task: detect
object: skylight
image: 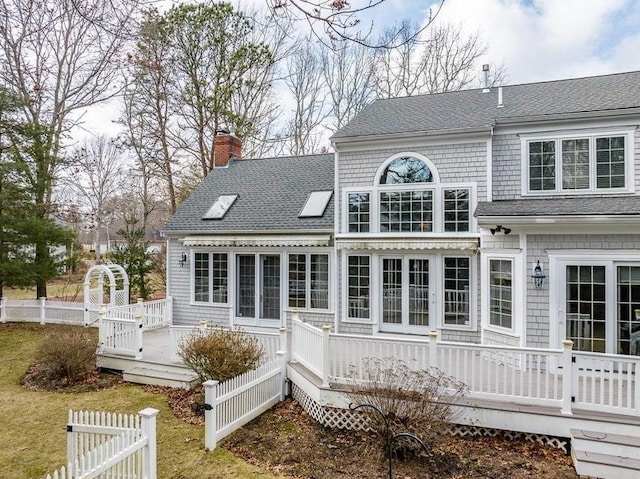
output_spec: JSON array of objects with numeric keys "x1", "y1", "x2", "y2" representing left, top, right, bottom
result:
[
  {"x1": 299, "y1": 190, "x2": 332, "y2": 217},
  {"x1": 203, "y1": 194, "x2": 238, "y2": 219}
]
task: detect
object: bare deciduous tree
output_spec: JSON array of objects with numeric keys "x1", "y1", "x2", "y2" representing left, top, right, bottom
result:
[
  {"x1": 0, "y1": 0, "x2": 137, "y2": 297},
  {"x1": 62, "y1": 136, "x2": 124, "y2": 261},
  {"x1": 373, "y1": 22, "x2": 506, "y2": 99}
]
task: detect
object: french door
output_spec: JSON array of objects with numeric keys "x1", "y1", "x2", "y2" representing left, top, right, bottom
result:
[
  {"x1": 236, "y1": 254, "x2": 281, "y2": 323},
  {"x1": 380, "y1": 256, "x2": 432, "y2": 333},
  {"x1": 558, "y1": 261, "x2": 640, "y2": 355}
]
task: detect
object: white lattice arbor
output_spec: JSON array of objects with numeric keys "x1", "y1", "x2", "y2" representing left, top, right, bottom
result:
[{"x1": 83, "y1": 264, "x2": 129, "y2": 326}]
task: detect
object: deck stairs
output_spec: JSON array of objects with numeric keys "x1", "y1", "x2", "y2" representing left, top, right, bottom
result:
[
  {"x1": 99, "y1": 354, "x2": 198, "y2": 389},
  {"x1": 571, "y1": 429, "x2": 640, "y2": 479}
]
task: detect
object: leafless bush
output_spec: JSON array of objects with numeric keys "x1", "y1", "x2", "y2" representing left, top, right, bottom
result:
[
  {"x1": 179, "y1": 327, "x2": 265, "y2": 384},
  {"x1": 37, "y1": 329, "x2": 97, "y2": 383},
  {"x1": 346, "y1": 357, "x2": 468, "y2": 456}
]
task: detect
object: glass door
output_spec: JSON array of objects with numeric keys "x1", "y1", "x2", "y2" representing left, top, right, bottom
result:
[
  {"x1": 260, "y1": 255, "x2": 280, "y2": 320},
  {"x1": 565, "y1": 265, "x2": 606, "y2": 352},
  {"x1": 380, "y1": 256, "x2": 431, "y2": 333},
  {"x1": 616, "y1": 266, "x2": 640, "y2": 355}
]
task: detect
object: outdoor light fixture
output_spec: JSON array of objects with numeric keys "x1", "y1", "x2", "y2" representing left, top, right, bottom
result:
[
  {"x1": 531, "y1": 260, "x2": 546, "y2": 288},
  {"x1": 490, "y1": 225, "x2": 511, "y2": 235},
  {"x1": 179, "y1": 252, "x2": 188, "y2": 268}
]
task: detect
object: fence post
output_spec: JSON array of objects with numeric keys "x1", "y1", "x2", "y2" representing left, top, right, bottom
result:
[
  {"x1": 429, "y1": 330, "x2": 439, "y2": 369},
  {"x1": 561, "y1": 340, "x2": 574, "y2": 415},
  {"x1": 139, "y1": 407, "x2": 160, "y2": 479},
  {"x1": 135, "y1": 314, "x2": 143, "y2": 360},
  {"x1": 137, "y1": 298, "x2": 144, "y2": 321},
  {"x1": 66, "y1": 410, "x2": 75, "y2": 471},
  {"x1": 322, "y1": 324, "x2": 331, "y2": 388},
  {"x1": 203, "y1": 380, "x2": 219, "y2": 451},
  {"x1": 166, "y1": 296, "x2": 173, "y2": 325},
  {"x1": 40, "y1": 297, "x2": 47, "y2": 325},
  {"x1": 0, "y1": 297, "x2": 5, "y2": 323},
  {"x1": 279, "y1": 327, "x2": 288, "y2": 361},
  {"x1": 276, "y1": 351, "x2": 288, "y2": 400}
]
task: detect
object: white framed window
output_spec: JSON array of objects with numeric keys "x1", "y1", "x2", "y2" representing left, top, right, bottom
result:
[
  {"x1": 288, "y1": 253, "x2": 330, "y2": 310},
  {"x1": 443, "y1": 257, "x2": 471, "y2": 327},
  {"x1": 343, "y1": 152, "x2": 476, "y2": 234},
  {"x1": 192, "y1": 251, "x2": 228, "y2": 304},
  {"x1": 347, "y1": 255, "x2": 370, "y2": 320},
  {"x1": 482, "y1": 250, "x2": 523, "y2": 336},
  {"x1": 521, "y1": 130, "x2": 633, "y2": 195}
]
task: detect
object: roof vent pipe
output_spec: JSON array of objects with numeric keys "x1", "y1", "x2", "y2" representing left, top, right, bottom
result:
[
  {"x1": 498, "y1": 86, "x2": 504, "y2": 108},
  {"x1": 482, "y1": 64, "x2": 490, "y2": 92}
]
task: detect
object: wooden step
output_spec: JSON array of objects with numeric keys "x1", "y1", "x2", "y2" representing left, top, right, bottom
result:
[
  {"x1": 572, "y1": 449, "x2": 640, "y2": 479},
  {"x1": 571, "y1": 429, "x2": 640, "y2": 479},
  {"x1": 123, "y1": 367, "x2": 198, "y2": 389}
]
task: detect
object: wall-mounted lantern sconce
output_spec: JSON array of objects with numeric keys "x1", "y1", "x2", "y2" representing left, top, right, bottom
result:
[
  {"x1": 179, "y1": 252, "x2": 188, "y2": 268},
  {"x1": 490, "y1": 225, "x2": 511, "y2": 235},
  {"x1": 531, "y1": 260, "x2": 546, "y2": 288}
]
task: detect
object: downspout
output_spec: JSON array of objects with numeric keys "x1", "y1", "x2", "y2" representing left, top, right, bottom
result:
[{"x1": 332, "y1": 145, "x2": 340, "y2": 334}]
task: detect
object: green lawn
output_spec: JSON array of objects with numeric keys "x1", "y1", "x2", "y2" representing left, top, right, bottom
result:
[{"x1": 0, "y1": 323, "x2": 281, "y2": 479}]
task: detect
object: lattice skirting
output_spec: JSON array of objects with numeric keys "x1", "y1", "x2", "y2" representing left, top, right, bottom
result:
[{"x1": 291, "y1": 383, "x2": 569, "y2": 454}]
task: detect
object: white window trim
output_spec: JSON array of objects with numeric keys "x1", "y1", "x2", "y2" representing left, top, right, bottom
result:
[
  {"x1": 440, "y1": 254, "x2": 477, "y2": 332},
  {"x1": 342, "y1": 183, "x2": 477, "y2": 235},
  {"x1": 482, "y1": 250, "x2": 523, "y2": 338},
  {"x1": 284, "y1": 252, "x2": 332, "y2": 313},
  {"x1": 520, "y1": 128, "x2": 635, "y2": 196},
  {"x1": 342, "y1": 252, "x2": 374, "y2": 324},
  {"x1": 374, "y1": 151, "x2": 442, "y2": 184},
  {"x1": 189, "y1": 250, "x2": 230, "y2": 306},
  {"x1": 548, "y1": 250, "x2": 640, "y2": 351}
]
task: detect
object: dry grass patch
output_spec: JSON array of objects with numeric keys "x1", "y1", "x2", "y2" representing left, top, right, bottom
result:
[{"x1": 0, "y1": 323, "x2": 280, "y2": 479}]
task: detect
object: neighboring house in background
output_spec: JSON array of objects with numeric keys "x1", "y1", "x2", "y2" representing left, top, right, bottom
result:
[{"x1": 164, "y1": 70, "x2": 640, "y2": 357}]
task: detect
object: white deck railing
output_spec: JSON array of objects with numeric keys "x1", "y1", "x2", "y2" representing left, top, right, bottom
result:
[
  {"x1": 168, "y1": 325, "x2": 285, "y2": 363},
  {"x1": 203, "y1": 356, "x2": 287, "y2": 450},
  {"x1": 99, "y1": 317, "x2": 143, "y2": 359},
  {"x1": 104, "y1": 297, "x2": 172, "y2": 331},
  {"x1": 291, "y1": 318, "x2": 640, "y2": 417}
]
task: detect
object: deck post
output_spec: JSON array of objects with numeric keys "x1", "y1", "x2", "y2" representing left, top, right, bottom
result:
[
  {"x1": 203, "y1": 380, "x2": 219, "y2": 451},
  {"x1": 136, "y1": 298, "x2": 144, "y2": 321},
  {"x1": 0, "y1": 297, "x2": 5, "y2": 323},
  {"x1": 40, "y1": 297, "x2": 47, "y2": 325},
  {"x1": 322, "y1": 324, "x2": 331, "y2": 387},
  {"x1": 279, "y1": 327, "x2": 289, "y2": 361},
  {"x1": 139, "y1": 407, "x2": 159, "y2": 479},
  {"x1": 561, "y1": 340, "x2": 574, "y2": 415},
  {"x1": 135, "y1": 314, "x2": 143, "y2": 360},
  {"x1": 277, "y1": 351, "x2": 288, "y2": 400},
  {"x1": 429, "y1": 331, "x2": 439, "y2": 369}
]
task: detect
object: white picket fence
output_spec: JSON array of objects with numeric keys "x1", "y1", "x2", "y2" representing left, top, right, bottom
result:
[
  {"x1": 291, "y1": 318, "x2": 640, "y2": 417},
  {"x1": 0, "y1": 298, "x2": 85, "y2": 326},
  {"x1": 203, "y1": 355, "x2": 287, "y2": 450},
  {"x1": 44, "y1": 408, "x2": 159, "y2": 479}
]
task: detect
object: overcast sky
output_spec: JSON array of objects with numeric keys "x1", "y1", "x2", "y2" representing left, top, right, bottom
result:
[{"x1": 366, "y1": 0, "x2": 640, "y2": 84}]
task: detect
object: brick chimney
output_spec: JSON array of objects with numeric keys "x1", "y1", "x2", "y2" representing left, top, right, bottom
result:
[{"x1": 213, "y1": 130, "x2": 242, "y2": 168}]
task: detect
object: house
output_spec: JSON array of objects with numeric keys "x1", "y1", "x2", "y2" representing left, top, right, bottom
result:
[{"x1": 164, "y1": 70, "x2": 640, "y2": 358}]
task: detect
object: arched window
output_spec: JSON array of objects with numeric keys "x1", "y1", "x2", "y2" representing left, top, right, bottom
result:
[{"x1": 379, "y1": 156, "x2": 434, "y2": 185}]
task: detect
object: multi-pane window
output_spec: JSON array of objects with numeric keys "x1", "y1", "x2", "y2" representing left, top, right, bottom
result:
[
  {"x1": 596, "y1": 137, "x2": 626, "y2": 188},
  {"x1": 617, "y1": 266, "x2": 640, "y2": 355},
  {"x1": 288, "y1": 254, "x2": 329, "y2": 310},
  {"x1": 529, "y1": 140, "x2": 556, "y2": 191},
  {"x1": 379, "y1": 191, "x2": 433, "y2": 232},
  {"x1": 489, "y1": 259, "x2": 512, "y2": 329},
  {"x1": 444, "y1": 257, "x2": 470, "y2": 326},
  {"x1": 348, "y1": 193, "x2": 370, "y2": 232},
  {"x1": 193, "y1": 252, "x2": 228, "y2": 303},
  {"x1": 348, "y1": 255, "x2": 370, "y2": 319},
  {"x1": 236, "y1": 255, "x2": 255, "y2": 317},
  {"x1": 527, "y1": 135, "x2": 627, "y2": 193},
  {"x1": 443, "y1": 189, "x2": 470, "y2": 232}
]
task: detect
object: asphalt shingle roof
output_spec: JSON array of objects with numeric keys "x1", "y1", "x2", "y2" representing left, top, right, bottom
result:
[
  {"x1": 333, "y1": 71, "x2": 640, "y2": 139},
  {"x1": 164, "y1": 154, "x2": 334, "y2": 233},
  {"x1": 475, "y1": 196, "x2": 640, "y2": 218}
]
